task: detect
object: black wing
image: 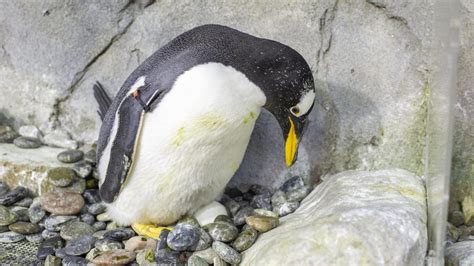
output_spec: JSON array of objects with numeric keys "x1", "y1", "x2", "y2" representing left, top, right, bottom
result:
[{"x1": 93, "y1": 82, "x2": 112, "y2": 121}]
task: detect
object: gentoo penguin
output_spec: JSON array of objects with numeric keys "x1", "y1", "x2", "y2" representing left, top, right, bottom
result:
[{"x1": 94, "y1": 24, "x2": 316, "y2": 229}]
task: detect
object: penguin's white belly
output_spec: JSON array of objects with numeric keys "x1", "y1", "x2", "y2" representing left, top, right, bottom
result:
[{"x1": 106, "y1": 63, "x2": 266, "y2": 225}]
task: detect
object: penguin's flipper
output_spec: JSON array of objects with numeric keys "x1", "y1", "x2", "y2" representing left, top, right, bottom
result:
[
  {"x1": 93, "y1": 81, "x2": 112, "y2": 121},
  {"x1": 99, "y1": 95, "x2": 145, "y2": 203}
]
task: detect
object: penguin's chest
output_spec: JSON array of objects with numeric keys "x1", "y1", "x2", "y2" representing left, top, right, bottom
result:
[{"x1": 109, "y1": 63, "x2": 266, "y2": 224}]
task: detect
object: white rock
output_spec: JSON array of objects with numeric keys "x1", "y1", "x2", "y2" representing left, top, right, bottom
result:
[
  {"x1": 194, "y1": 201, "x2": 228, "y2": 226},
  {"x1": 42, "y1": 129, "x2": 78, "y2": 150},
  {"x1": 18, "y1": 125, "x2": 42, "y2": 139},
  {"x1": 445, "y1": 241, "x2": 474, "y2": 266},
  {"x1": 241, "y1": 169, "x2": 428, "y2": 265}
]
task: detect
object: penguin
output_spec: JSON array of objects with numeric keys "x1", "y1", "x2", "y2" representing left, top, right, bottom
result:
[{"x1": 94, "y1": 24, "x2": 316, "y2": 229}]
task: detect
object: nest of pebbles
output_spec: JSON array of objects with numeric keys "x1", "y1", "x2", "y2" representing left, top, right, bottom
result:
[{"x1": 0, "y1": 142, "x2": 312, "y2": 265}]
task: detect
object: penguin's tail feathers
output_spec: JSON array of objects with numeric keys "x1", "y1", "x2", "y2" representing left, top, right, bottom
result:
[{"x1": 93, "y1": 81, "x2": 112, "y2": 121}]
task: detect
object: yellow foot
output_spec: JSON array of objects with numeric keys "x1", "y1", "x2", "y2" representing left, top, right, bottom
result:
[{"x1": 131, "y1": 223, "x2": 173, "y2": 239}]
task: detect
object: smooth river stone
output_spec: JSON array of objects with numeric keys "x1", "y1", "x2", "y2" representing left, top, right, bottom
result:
[
  {"x1": 36, "y1": 236, "x2": 64, "y2": 260},
  {"x1": 0, "y1": 231, "x2": 25, "y2": 243},
  {"x1": 57, "y1": 149, "x2": 84, "y2": 163},
  {"x1": 245, "y1": 215, "x2": 279, "y2": 232},
  {"x1": 44, "y1": 215, "x2": 78, "y2": 231},
  {"x1": 103, "y1": 228, "x2": 136, "y2": 241},
  {"x1": 46, "y1": 167, "x2": 75, "y2": 187},
  {"x1": 195, "y1": 201, "x2": 228, "y2": 226},
  {"x1": 205, "y1": 222, "x2": 239, "y2": 242},
  {"x1": 64, "y1": 235, "x2": 97, "y2": 256},
  {"x1": 95, "y1": 238, "x2": 124, "y2": 252},
  {"x1": 13, "y1": 136, "x2": 41, "y2": 149},
  {"x1": 233, "y1": 206, "x2": 255, "y2": 226},
  {"x1": 125, "y1": 235, "x2": 157, "y2": 251},
  {"x1": 232, "y1": 228, "x2": 258, "y2": 252},
  {"x1": 10, "y1": 206, "x2": 29, "y2": 222},
  {"x1": 188, "y1": 255, "x2": 210, "y2": 266},
  {"x1": 167, "y1": 223, "x2": 200, "y2": 251},
  {"x1": 8, "y1": 221, "x2": 41, "y2": 234},
  {"x1": 72, "y1": 161, "x2": 92, "y2": 178},
  {"x1": 0, "y1": 186, "x2": 28, "y2": 206},
  {"x1": 60, "y1": 221, "x2": 96, "y2": 240},
  {"x1": 41, "y1": 191, "x2": 85, "y2": 215},
  {"x1": 212, "y1": 241, "x2": 242, "y2": 264},
  {"x1": 0, "y1": 205, "x2": 17, "y2": 226},
  {"x1": 92, "y1": 249, "x2": 136, "y2": 265}
]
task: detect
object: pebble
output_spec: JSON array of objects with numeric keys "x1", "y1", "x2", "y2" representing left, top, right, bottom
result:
[
  {"x1": 193, "y1": 247, "x2": 220, "y2": 264},
  {"x1": 57, "y1": 149, "x2": 84, "y2": 163},
  {"x1": 64, "y1": 235, "x2": 97, "y2": 256},
  {"x1": 287, "y1": 185, "x2": 312, "y2": 202},
  {"x1": 80, "y1": 212, "x2": 95, "y2": 225},
  {"x1": 8, "y1": 221, "x2": 41, "y2": 234},
  {"x1": 25, "y1": 232, "x2": 44, "y2": 243},
  {"x1": 46, "y1": 167, "x2": 75, "y2": 187},
  {"x1": 250, "y1": 194, "x2": 272, "y2": 210},
  {"x1": 87, "y1": 202, "x2": 106, "y2": 215},
  {"x1": 62, "y1": 255, "x2": 87, "y2": 265},
  {"x1": 136, "y1": 248, "x2": 155, "y2": 265},
  {"x1": 167, "y1": 223, "x2": 201, "y2": 251},
  {"x1": 44, "y1": 255, "x2": 61, "y2": 266},
  {"x1": 92, "y1": 249, "x2": 136, "y2": 265},
  {"x1": 232, "y1": 228, "x2": 258, "y2": 252},
  {"x1": 155, "y1": 229, "x2": 182, "y2": 264},
  {"x1": 0, "y1": 125, "x2": 18, "y2": 143},
  {"x1": 10, "y1": 206, "x2": 29, "y2": 222},
  {"x1": 97, "y1": 212, "x2": 112, "y2": 222},
  {"x1": 280, "y1": 176, "x2": 305, "y2": 193},
  {"x1": 254, "y1": 208, "x2": 279, "y2": 218},
  {"x1": 0, "y1": 181, "x2": 9, "y2": 196},
  {"x1": 14, "y1": 197, "x2": 33, "y2": 207},
  {"x1": 249, "y1": 184, "x2": 271, "y2": 195},
  {"x1": 125, "y1": 236, "x2": 157, "y2": 252},
  {"x1": 0, "y1": 205, "x2": 17, "y2": 225},
  {"x1": 29, "y1": 199, "x2": 46, "y2": 223},
  {"x1": 93, "y1": 221, "x2": 107, "y2": 231},
  {"x1": 83, "y1": 189, "x2": 101, "y2": 204},
  {"x1": 104, "y1": 228, "x2": 136, "y2": 241},
  {"x1": 205, "y1": 222, "x2": 239, "y2": 242},
  {"x1": 13, "y1": 136, "x2": 42, "y2": 149},
  {"x1": 271, "y1": 190, "x2": 288, "y2": 207},
  {"x1": 274, "y1": 201, "x2": 300, "y2": 216},
  {"x1": 60, "y1": 221, "x2": 96, "y2": 240},
  {"x1": 36, "y1": 236, "x2": 64, "y2": 259},
  {"x1": 188, "y1": 254, "x2": 210, "y2": 266},
  {"x1": 18, "y1": 125, "x2": 42, "y2": 139},
  {"x1": 233, "y1": 206, "x2": 255, "y2": 226},
  {"x1": 0, "y1": 186, "x2": 28, "y2": 206},
  {"x1": 193, "y1": 227, "x2": 212, "y2": 251},
  {"x1": 213, "y1": 256, "x2": 230, "y2": 266},
  {"x1": 106, "y1": 221, "x2": 120, "y2": 230},
  {"x1": 220, "y1": 195, "x2": 240, "y2": 216},
  {"x1": 212, "y1": 241, "x2": 242, "y2": 264},
  {"x1": 84, "y1": 149, "x2": 97, "y2": 164},
  {"x1": 55, "y1": 247, "x2": 67, "y2": 258},
  {"x1": 449, "y1": 211, "x2": 465, "y2": 227},
  {"x1": 214, "y1": 215, "x2": 233, "y2": 224},
  {"x1": 72, "y1": 161, "x2": 92, "y2": 178},
  {"x1": 58, "y1": 178, "x2": 86, "y2": 194},
  {"x1": 42, "y1": 229, "x2": 60, "y2": 239},
  {"x1": 0, "y1": 231, "x2": 25, "y2": 242},
  {"x1": 95, "y1": 238, "x2": 124, "y2": 252},
  {"x1": 178, "y1": 215, "x2": 201, "y2": 227},
  {"x1": 195, "y1": 201, "x2": 228, "y2": 226},
  {"x1": 41, "y1": 191, "x2": 85, "y2": 215},
  {"x1": 245, "y1": 215, "x2": 279, "y2": 232},
  {"x1": 85, "y1": 247, "x2": 102, "y2": 261},
  {"x1": 44, "y1": 215, "x2": 78, "y2": 231}
]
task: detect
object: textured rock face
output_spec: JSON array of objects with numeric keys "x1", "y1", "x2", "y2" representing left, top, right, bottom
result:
[
  {"x1": 241, "y1": 169, "x2": 428, "y2": 265},
  {"x1": 0, "y1": 0, "x2": 451, "y2": 189}
]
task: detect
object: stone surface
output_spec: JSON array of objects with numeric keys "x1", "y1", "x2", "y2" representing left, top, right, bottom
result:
[
  {"x1": 60, "y1": 221, "x2": 96, "y2": 240},
  {"x1": 57, "y1": 149, "x2": 84, "y2": 163},
  {"x1": 18, "y1": 125, "x2": 42, "y2": 139},
  {"x1": 0, "y1": 231, "x2": 25, "y2": 242},
  {"x1": 445, "y1": 241, "x2": 474, "y2": 266},
  {"x1": 125, "y1": 235, "x2": 157, "y2": 252},
  {"x1": 205, "y1": 222, "x2": 238, "y2": 242},
  {"x1": 241, "y1": 170, "x2": 428, "y2": 265},
  {"x1": 195, "y1": 201, "x2": 228, "y2": 226},
  {"x1": 8, "y1": 221, "x2": 41, "y2": 234},
  {"x1": 13, "y1": 136, "x2": 42, "y2": 149},
  {"x1": 44, "y1": 215, "x2": 78, "y2": 231},
  {"x1": 232, "y1": 228, "x2": 258, "y2": 252},
  {"x1": 95, "y1": 238, "x2": 124, "y2": 252},
  {"x1": 0, "y1": 205, "x2": 17, "y2": 225},
  {"x1": 92, "y1": 249, "x2": 136, "y2": 265},
  {"x1": 167, "y1": 223, "x2": 200, "y2": 251},
  {"x1": 41, "y1": 191, "x2": 85, "y2": 215},
  {"x1": 37, "y1": 236, "x2": 64, "y2": 260},
  {"x1": 245, "y1": 215, "x2": 279, "y2": 233},
  {"x1": 45, "y1": 167, "x2": 75, "y2": 187},
  {"x1": 212, "y1": 241, "x2": 242, "y2": 265},
  {"x1": 0, "y1": 186, "x2": 28, "y2": 205},
  {"x1": 64, "y1": 235, "x2": 97, "y2": 256},
  {"x1": 193, "y1": 247, "x2": 220, "y2": 264}
]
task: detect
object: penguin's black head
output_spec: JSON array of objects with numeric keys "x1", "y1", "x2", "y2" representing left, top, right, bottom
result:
[{"x1": 246, "y1": 42, "x2": 315, "y2": 167}]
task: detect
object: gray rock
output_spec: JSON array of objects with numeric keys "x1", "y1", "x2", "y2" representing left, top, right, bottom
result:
[
  {"x1": 60, "y1": 221, "x2": 95, "y2": 240},
  {"x1": 193, "y1": 227, "x2": 212, "y2": 251},
  {"x1": 13, "y1": 136, "x2": 42, "y2": 149},
  {"x1": 8, "y1": 221, "x2": 41, "y2": 234},
  {"x1": 445, "y1": 241, "x2": 474, "y2": 266},
  {"x1": 449, "y1": 210, "x2": 466, "y2": 227},
  {"x1": 0, "y1": 125, "x2": 18, "y2": 143},
  {"x1": 87, "y1": 202, "x2": 106, "y2": 215},
  {"x1": 42, "y1": 130, "x2": 78, "y2": 150},
  {"x1": 96, "y1": 212, "x2": 112, "y2": 222},
  {"x1": 286, "y1": 185, "x2": 312, "y2": 202},
  {"x1": 72, "y1": 161, "x2": 92, "y2": 178},
  {"x1": 250, "y1": 194, "x2": 272, "y2": 210},
  {"x1": 92, "y1": 221, "x2": 107, "y2": 231},
  {"x1": 10, "y1": 206, "x2": 29, "y2": 222},
  {"x1": 177, "y1": 215, "x2": 200, "y2": 227},
  {"x1": 220, "y1": 195, "x2": 240, "y2": 216},
  {"x1": 193, "y1": 247, "x2": 220, "y2": 264},
  {"x1": 212, "y1": 241, "x2": 242, "y2": 265},
  {"x1": 64, "y1": 235, "x2": 97, "y2": 256},
  {"x1": 44, "y1": 255, "x2": 61, "y2": 266},
  {"x1": 43, "y1": 215, "x2": 78, "y2": 231},
  {"x1": 37, "y1": 236, "x2": 64, "y2": 260},
  {"x1": 80, "y1": 212, "x2": 95, "y2": 225},
  {"x1": 0, "y1": 205, "x2": 17, "y2": 225},
  {"x1": 0, "y1": 186, "x2": 28, "y2": 206},
  {"x1": 25, "y1": 232, "x2": 44, "y2": 243},
  {"x1": 205, "y1": 222, "x2": 238, "y2": 242},
  {"x1": 84, "y1": 149, "x2": 97, "y2": 164},
  {"x1": 155, "y1": 229, "x2": 181, "y2": 264},
  {"x1": 271, "y1": 190, "x2": 288, "y2": 208},
  {"x1": 273, "y1": 201, "x2": 300, "y2": 217},
  {"x1": 14, "y1": 197, "x2": 33, "y2": 207},
  {"x1": 95, "y1": 238, "x2": 124, "y2": 252},
  {"x1": 124, "y1": 235, "x2": 157, "y2": 252},
  {"x1": 28, "y1": 200, "x2": 46, "y2": 223},
  {"x1": 214, "y1": 215, "x2": 233, "y2": 224},
  {"x1": 42, "y1": 229, "x2": 60, "y2": 239},
  {"x1": 232, "y1": 228, "x2": 258, "y2": 252},
  {"x1": 135, "y1": 248, "x2": 155, "y2": 265},
  {"x1": 233, "y1": 206, "x2": 255, "y2": 226},
  {"x1": 167, "y1": 223, "x2": 201, "y2": 251},
  {"x1": 85, "y1": 247, "x2": 102, "y2": 261},
  {"x1": 62, "y1": 255, "x2": 87, "y2": 266},
  {"x1": 103, "y1": 228, "x2": 135, "y2": 241},
  {"x1": 45, "y1": 167, "x2": 75, "y2": 187},
  {"x1": 40, "y1": 191, "x2": 85, "y2": 215},
  {"x1": 279, "y1": 176, "x2": 305, "y2": 193},
  {"x1": 57, "y1": 149, "x2": 84, "y2": 163},
  {"x1": 82, "y1": 189, "x2": 101, "y2": 204},
  {"x1": 0, "y1": 231, "x2": 25, "y2": 242},
  {"x1": 242, "y1": 170, "x2": 428, "y2": 265},
  {"x1": 188, "y1": 255, "x2": 210, "y2": 266},
  {"x1": 213, "y1": 256, "x2": 230, "y2": 266},
  {"x1": 18, "y1": 125, "x2": 42, "y2": 139},
  {"x1": 54, "y1": 248, "x2": 67, "y2": 258}
]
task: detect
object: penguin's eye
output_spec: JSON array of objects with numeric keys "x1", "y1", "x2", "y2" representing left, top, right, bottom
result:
[{"x1": 290, "y1": 106, "x2": 300, "y2": 116}]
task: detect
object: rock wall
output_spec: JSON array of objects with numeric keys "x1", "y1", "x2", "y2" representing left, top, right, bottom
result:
[{"x1": 0, "y1": 0, "x2": 472, "y2": 194}]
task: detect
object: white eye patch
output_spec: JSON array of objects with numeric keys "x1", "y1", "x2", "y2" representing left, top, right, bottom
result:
[{"x1": 290, "y1": 89, "x2": 315, "y2": 117}]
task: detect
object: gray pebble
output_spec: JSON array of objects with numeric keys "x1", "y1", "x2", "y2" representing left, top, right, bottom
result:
[
  {"x1": 220, "y1": 195, "x2": 240, "y2": 216},
  {"x1": 44, "y1": 255, "x2": 61, "y2": 266},
  {"x1": 9, "y1": 221, "x2": 41, "y2": 234},
  {"x1": 85, "y1": 247, "x2": 102, "y2": 261},
  {"x1": 14, "y1": 197, "x2": 33, "y2": 207},
  {"x1": 178, "y1": 215, "x2": 200, "y2": 227},
  {"x1": 449, "y1": 211, "x2": 465, "y2": 227},
  {"x1": 188, "y1": 255, "x2": 210, "y2": 266},
  {"x1": 87, "y1": 203, "x2": 106, "y2": 215},
  {"x1": 92, "y1": 221, "x2": 107, "y2": 231},
  {"x1": 233, "y1": 206, "x2": 255, "y2": 226},
  {"x1": 205, "y1": 222, "x2": 238, "y2": 242},
  {"x1": 287, "y1": 185, "x2": 312, "y2": 202},
  {"x1": 0, "y1": 125, "x2": 18, "y2": 143},
  {"x1": 271, "y1": 190, "x2": 288, "y2": 207},
  {"x1": 212, "y1": 241, "x2": 242, "y2": 264},
  {"x1": 167, "y1": 223, "x2": 201, "y2": 251},
  {"x1": 232, "y1": 228, "x2": 258, "y2": 252},
  {"x1": 25, "y1": 232, "x2": 44, "y2": 243},
  {"x1": 10, "y1": 206, "x2": 30, "y2": 222},
  {"x1": 80, "y1": 212, "x2": 95, "y2": 225},
  {"x1": 96, "y1": 212, "x2": 112, "y2": 222},
  {"x1": 18, "y1": 125, "x2": 42, "y2": 139},
  {"x1": 214, "y1": 215, "x2": 233, "y2": 224},
  {"x1": 95, "y1": 238, "x2": 124, "y2": 252},
  {"x1": 44, "y1": 215, "x2": 78, "y2": 231},
  {"x1": 135, "y1": 248, "x2": 155, "y2": 265},
  {"x1": 280, "y1": 176, "x2": 305, "y2": 193},
  {"x1": 62, "y1": 255, "x2": 87, "y2": 265},
  {"x1": 0, "y1": 186, "x2": 28, "y2": 206},
  {"x1": 104, "y1": 228, "x2": 135, "y2": 241},
  {"x1": 82, "y1": 189, "x2": 101, "y2": 204},
  {"x1": 57, "y1": 149, "x2": 84, "y2": 163},
  {"x1": 84, "y1": 149, "x2": 97, "y2": 164},
  {"x1": 41, "y1": 191, "x2": 85, "y2": 215},
  {"x1": 249, "y1": 184, "x2": 271, "y2": 195},
  {"x1": 250, "y1": 194, "x2": 272, "y2": 210},
  {"x1": 45, "y1": 167, "x2": 75, "y2": 187},
  {"x1": 29, "y1": 199, "x2": 46, "y2": 223},
  {"x1": 0, "y1": 205, "x2": 17, "y2": 226},
  {"x1": 274, "y1": 201, "x2": 300, "y2": 217},
  {"x1": 0, "y1": 231, "x2": 25, "y2": 243},
  {"x1": 64, "y1": 235, "x2": 97, "y2": 256},
  {"x1": 72, "y1": 161, "x2": 92, "y2": 178},
  {"x1": 213, "y1": 256, "x2": 230, "y2": 266},
  {"x1": 193, "y1": 227, "x2": 212, "y2": 251},
  {"x1": 193, "y1": 248, "x2": 220, "y2": 264},
  {"x1": 60, "y1": 221, "x2": 96, "y2": 240},
  {"x1": 42, "y1": 229, "x2": 60, "y2": 239},
  {"x1": 13, "y1": 136, "x2": 42, "y2": 149},
  {"x1": 55, "y1": 247, "x2": 67, "y2": 258},
  {"x1": 36, "y1": 236, "x2": 64, "y2": 259},
  {"x1": 155, "y1": 229, "x2": 181, "y2": 264}
]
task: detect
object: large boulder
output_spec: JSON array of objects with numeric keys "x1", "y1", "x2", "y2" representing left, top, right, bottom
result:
[{"x1": 241, "y1": 169, "x2": 428, "y2": 265}]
